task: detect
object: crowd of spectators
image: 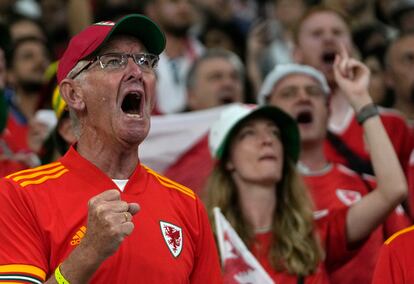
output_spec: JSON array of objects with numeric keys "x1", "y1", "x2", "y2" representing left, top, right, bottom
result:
[{"x1": 1, "y1": 0, "x2": 414, "y2": 282}]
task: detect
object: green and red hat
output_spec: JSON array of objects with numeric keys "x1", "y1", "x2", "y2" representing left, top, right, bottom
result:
[{"x1": 57, "y1": 14, "x2": 166, "y2": 83}]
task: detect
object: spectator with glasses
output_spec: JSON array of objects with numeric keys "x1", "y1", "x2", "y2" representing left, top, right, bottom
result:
[{"x1": 0, "y1": 14, "x2": 221, "y2": 284}]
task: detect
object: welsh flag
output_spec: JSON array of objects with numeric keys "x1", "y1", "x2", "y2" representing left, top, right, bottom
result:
[
  {"x1": 139, "y1": 105, "x2": 230, "y2": 194},
  {"x1": 213, "y1": 207, "x2": 275, "y2": 284}
]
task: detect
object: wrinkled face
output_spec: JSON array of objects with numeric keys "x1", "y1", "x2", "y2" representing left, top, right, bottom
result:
[
  {"x1": 11, "y1": 40, "x2": 50, "y2": 88},
  {"x1": 267, "y1": 74, "x2": 328, "y2": 144},
  {"x1": 73, "y1": 36, "x2": 157, "y2": 146},
  {"x1": 227, "y1": 117, "x2": 284, "y2": 186},
  {"x1": 153, "y1": 0, "x2": 195, "y2": 36},
  {"x1": 188, "y1": 57, "x2": 243, "y2": 110},
  {"x1": 295, "y1": 11, "x2": 352, "y2": 83},
  {"x1": 387, "y1": 35, "x2": 414, "y2": 104}
]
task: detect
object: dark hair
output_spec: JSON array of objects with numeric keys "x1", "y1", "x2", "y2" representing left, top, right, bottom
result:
[
  {"x1": 0, "y1": 22, "x2": 12, "y2": 60},
  {"x1": 198, "y1": 12, "x2": 247, "y2": 61},
  {"x1": 352, "y1": 22, "x2": 389, "y2": 66}
]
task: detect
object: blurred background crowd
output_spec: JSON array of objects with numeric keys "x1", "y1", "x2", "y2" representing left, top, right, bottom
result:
[
  {"x1": 1, "y1": 0, "x2": 414, "y2": 198},
  {"x1": 2, "y1": 0, "x2": 414, "y2": 282}
]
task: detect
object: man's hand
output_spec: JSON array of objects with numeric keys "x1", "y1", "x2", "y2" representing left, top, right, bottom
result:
[
  {"x1": 80, "y1": 189, "x2": 140, "y2": 261},
  {"x1": 45, "y1": 190, "x2": 140, "y2": 283},
  {"x1": 333, "y1": 43, "x2": 372, "y2": 112}
]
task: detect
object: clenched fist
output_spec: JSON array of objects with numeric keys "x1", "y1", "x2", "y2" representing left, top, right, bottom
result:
[{"x1": 80, "y1": 189, "x2": 140, "y2": 261}]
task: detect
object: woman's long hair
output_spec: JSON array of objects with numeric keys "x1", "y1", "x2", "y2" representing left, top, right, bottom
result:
[{"x1": 205, "y1": 147, "x2": 324, "y2": 276}]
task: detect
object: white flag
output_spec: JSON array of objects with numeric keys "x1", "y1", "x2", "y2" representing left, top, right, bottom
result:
[{"x1": 213, "y1": 207, "x2": 275, "y2": 284}]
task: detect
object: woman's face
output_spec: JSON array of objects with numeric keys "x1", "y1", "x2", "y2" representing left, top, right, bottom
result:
[{"x1": 227, "y1": 117, "x2": 284, "y2": 186}]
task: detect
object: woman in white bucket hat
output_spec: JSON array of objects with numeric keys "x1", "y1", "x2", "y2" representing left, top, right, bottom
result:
[{"x1": 205, "y1": 99, "x2": 407, "y2": 283}]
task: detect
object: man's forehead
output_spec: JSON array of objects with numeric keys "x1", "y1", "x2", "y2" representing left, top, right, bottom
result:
[
  {"x1": 275, "y1": 74, "x2": 321, "y2": 89},
  {"x1": 98, "y1": 35, "x2": 147, "y2": 53},
  {"x1": 302, "y1": 11, "x2": 348, "y2": 30},
  {"x1": 200, "y1": 57, "x2": 236, "y2": 71}
]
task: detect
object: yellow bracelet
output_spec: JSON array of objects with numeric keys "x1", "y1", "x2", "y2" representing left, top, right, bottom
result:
[{"x1": 55, "y1": 264, "x2": 70, "y2": 284}]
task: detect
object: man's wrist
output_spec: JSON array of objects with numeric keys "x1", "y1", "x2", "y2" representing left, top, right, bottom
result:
[
  {"x1": 55, "y1": 264, "x2": 70, "y2": 284},
  {"x1": 356, "y1": 103, "x2": 379, "y2": 125}
]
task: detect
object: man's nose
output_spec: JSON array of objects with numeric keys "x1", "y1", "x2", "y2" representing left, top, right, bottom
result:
[
  {"x1": 322, "y1": 31, "x2": 337, "y2": 43},
  {"x1": 297, "y1": 87, "x2": 311, "y2": 101},
  {"x1": 125, "y1": 57, "x2": 143, "y2": 80}
]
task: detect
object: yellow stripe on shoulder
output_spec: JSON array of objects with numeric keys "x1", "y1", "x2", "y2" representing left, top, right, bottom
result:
[
  {"x1": 6, "y1": 162, "x2": 62, "y2": 179},
  {"x1": 12, "y1": 165, "x2": 66, "y2": 182},
  {"x1": 20, "y1": 169, "x2": 69, "y2": 187},
  {"x1": 6, "y1": 161, "x2": 69, "y2": 188},
  {"x1": 143, "y1": 166, "x2": 195, "y2": 199},
  {"x1": 385, "y1": 225, "x2": 414, "y2": 245},
  {"x1": 0, "y1": 264, "x2": 46, "y2": 281}
]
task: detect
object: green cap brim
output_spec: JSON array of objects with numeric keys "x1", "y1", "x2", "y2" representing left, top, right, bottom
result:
[{"x1": 105, "y1": 14, "x2": 166, "y2": 55}]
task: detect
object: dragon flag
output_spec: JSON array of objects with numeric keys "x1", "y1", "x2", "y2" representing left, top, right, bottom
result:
[{"x1": 213, "y1": 207, "x2": 275, "y2": 284}]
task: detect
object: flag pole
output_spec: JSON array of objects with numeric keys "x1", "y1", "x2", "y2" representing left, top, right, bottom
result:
[{"x1": 213, "y1": 207, "x2": 225, "y2": 266}]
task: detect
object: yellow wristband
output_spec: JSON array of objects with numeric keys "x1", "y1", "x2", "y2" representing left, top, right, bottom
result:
[{"x1": 55, "y1": 264, "x2": 70, "y2": 284}]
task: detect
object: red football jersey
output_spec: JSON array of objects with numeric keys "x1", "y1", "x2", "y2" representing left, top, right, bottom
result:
[
  {"x1": 324, "y1": 108, "x2": 414, "y2": 176},
  {"x1": 250, "y1": 208, "x2": 350, "y2": 284},
  {"x1": 372, "y1": 225, "x2": 414, "y2": 284},
  {"x1": 0, "y1": 147, "x2": 222, "y2": 283},
  {"x1": 407, "y1": 149, "x2": 414, "y2": 218},
  {"x1": 302, "y1": 163, "x2": 411, "y2": 284}
]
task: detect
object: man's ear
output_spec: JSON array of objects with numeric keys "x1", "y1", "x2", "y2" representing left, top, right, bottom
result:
[{"x1": 59, "y1": 79, "x2": 85, "y2": 111}]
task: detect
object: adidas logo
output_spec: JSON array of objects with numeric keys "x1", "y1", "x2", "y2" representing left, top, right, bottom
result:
[{"x1": 70, "y1": 226, "x2": 87, "y2": 246}]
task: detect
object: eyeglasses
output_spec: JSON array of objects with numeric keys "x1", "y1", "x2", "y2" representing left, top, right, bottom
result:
[{"x1": 70, "y1": 52, "x2": 159, "y2": 79}]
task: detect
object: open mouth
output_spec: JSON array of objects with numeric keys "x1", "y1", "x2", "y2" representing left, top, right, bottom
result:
[
  {"x1": 121, "y1": 92, "x2": 142, "y2": 116},
  {"x1": 296, "y1": 111, "x2": 313, "y2": 124},
  {"x1": 321, "y1": 51, "x2": 336, "y2": 65}
]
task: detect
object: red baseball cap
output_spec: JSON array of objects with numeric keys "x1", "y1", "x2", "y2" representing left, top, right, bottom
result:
[{"x1": 57, "y1": 14, "x2": 166, "y2": 83}]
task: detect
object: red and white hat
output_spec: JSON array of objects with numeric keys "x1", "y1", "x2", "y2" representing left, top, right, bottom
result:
[{"x1": 57, "y1": 14, "x2": 166, "y2": 83}]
